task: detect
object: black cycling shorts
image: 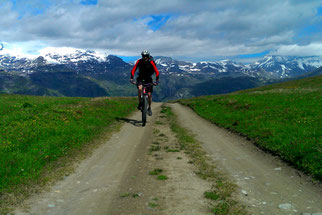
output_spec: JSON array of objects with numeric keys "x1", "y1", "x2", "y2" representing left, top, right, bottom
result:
[{"x1": 136, "y1": 76, "x2": 153, "y2": 93}]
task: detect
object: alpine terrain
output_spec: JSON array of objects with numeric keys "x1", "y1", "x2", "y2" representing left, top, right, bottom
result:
[{"x1": 0, "y1": 50, "x2": 321, "y2": 101}]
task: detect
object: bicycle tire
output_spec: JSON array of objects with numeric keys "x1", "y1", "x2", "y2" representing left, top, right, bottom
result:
[{"x1": 142, "y1": 95, "x2": 148, "y2": 126}]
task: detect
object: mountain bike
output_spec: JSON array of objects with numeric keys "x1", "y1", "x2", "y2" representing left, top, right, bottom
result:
[{"x1": 131, "y1": 82, "x2": 156, "y2": 126}]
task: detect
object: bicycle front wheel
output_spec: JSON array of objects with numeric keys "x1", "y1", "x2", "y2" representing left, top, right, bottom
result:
[{"x1": 142, "y1": 95, "x2": 148, "y2": 126}]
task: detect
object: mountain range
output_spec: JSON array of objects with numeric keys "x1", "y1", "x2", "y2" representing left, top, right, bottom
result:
[{"x1": 0, "y1": 50, "x2": 321, "y2": 101}]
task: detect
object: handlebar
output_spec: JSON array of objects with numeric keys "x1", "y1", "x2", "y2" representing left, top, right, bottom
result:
[{"x1": 130, "y1": 81, "x2": 158, "y2": 86}]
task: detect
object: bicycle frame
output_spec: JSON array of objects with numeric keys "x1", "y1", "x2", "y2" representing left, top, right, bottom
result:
[
  {"x1": 131, "y1": 82, "x2": 155, "y2": 126},
  {"x1": 140, "y1": 83, "x2": 154, "y2": 126}
]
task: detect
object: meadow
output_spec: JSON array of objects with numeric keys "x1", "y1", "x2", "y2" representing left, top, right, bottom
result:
[
  {"x1": 0, "y1": 94, "x2": 136, "y2": 194},
  {"x1": 179, "y1": 75, "x2": 322, "y2": 180}
]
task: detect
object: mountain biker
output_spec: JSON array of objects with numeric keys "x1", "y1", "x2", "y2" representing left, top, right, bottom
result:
[{"x1": 130, "y1": 50, "x2": 159, "y2": 116}]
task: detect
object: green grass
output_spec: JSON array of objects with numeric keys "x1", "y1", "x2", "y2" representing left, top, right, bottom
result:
[
  {"x1": 0, "y1": 94, "x2": 137, "y2": 194},
  {"x1": 120, "y1": 192, "x2": 142, "y2": 198},
  {"x1": 148, "y1": 202, "x2": 159, "y2": 208},
  {"x1": 166, "y1": 148, "x2": 180, "y2": 152},
  {"x1": 179, "y1": 75, "x2": 322, "y2": 180},
  {"x1": 150, "y1": 145, "x2": 161, "y2": 152},
  {"x1": 132, "y1": 193, "x2": 140, "y2": 198},
  {"x1": 157, "y1": 175, "x2": 168, "y2": 180},
  {"x1": 149, "y1": 168, "x2": 163, "y2": 175},
  {"x1": 204, "y1": 191, "x2": 220, "y2": 200},
  {"x1": 120, "y1": 193, "x2": 131, "y2": 198}
]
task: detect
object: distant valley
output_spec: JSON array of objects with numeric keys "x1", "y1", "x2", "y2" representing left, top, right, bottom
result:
[{"x1": 0, "y1": 50, "x2": 321, "y2": 101}]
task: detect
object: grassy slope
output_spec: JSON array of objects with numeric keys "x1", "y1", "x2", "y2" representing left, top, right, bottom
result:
[
  {"x1": 0, "y1": 94, "x2": 136, "y2": 194},
  {"x1": 179, "y1": 75, "x2": 322, "y2": 180}
]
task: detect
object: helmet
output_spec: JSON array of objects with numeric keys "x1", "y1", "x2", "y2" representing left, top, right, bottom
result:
[{"x1": 141, "y1": 50, "x2": 150, "y2": 57}]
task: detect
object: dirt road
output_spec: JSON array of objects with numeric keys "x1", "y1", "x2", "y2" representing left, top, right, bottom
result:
[
  {"x1": 170, "y1": 103, "x2": 322, "y2": 214},
  {"x1": 14, "y1": 103, "x2": 321, "y2": 215},
  {"x1": 14, "y1": 103, "x2": 212, "y2": 215}
]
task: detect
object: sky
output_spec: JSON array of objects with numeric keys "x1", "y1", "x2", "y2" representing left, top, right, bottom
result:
[{"x1": 0, "y1": 0, "x2": 321, "y2": 63}]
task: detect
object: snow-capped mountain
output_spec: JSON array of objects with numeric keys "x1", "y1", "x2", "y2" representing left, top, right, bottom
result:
[
  {"x1": 0, "y1": 50, "x2": 130, "y2": 76},
  {"x1": 0, "y1": 55, "x2": 33, "y2": 70},
  {"x1": 154, "y1": 57, "x2": 246, "y2": 77},
  {"x1": 193, "y1": 60, "x2": 244, "y2": 75},
  {"x1": 153, "y1": 55, "x2": 322, "y2": 79},
  {"x1": 1, "y1": 49, "x2": 321, "y2": 79},
  {"x1": 1, "y1": 49, "x2": 321, "y2": 101},
  {"x1": 154, "y1": 56, "x2": 190, "y2": 74},
  {"x1": 0, "y1": 49, "x2": 107, "y2": 68},
  {"x1": 242, "y1": 55, "x2": 322, "y2": 78},
  {"x1": 43, "y1": 50, "x2": 106, "y2": 64}
]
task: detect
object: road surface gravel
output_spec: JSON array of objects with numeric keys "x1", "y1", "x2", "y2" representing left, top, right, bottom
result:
[
  {"x1": 13, "y1": 103, "x2": 322, "y2": 215},
  {"x1": 170, "y1": 103, "x2": 322, "y2": 215}
]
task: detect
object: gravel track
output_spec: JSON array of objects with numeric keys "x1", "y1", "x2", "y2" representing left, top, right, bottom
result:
[{"x1": 13, "y1": 102, "x2": 322, "y2": 215}]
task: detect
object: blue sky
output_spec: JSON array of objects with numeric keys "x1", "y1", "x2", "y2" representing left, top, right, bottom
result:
[
  {"x1": 80, "y1": 0, "x2": 97, "y2": 6},
  {"x1": 237, "y1": 51, "x2": 271, "y2": 59},
  {"x1": 146, "y1": 15, "x2": 171, "y2": 31},
  {"x1": 0, "y1": 0, "x2": 321, "y2": 63},
  {"x1": 8, "y1": 0, "x2": 52, "y2": 18}
]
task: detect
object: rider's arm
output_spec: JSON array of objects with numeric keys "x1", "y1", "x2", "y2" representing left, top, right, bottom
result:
[
  {"x1": 130, "y1": 59, "x2": 140, "y2": 79},
  {"x1": 150, "y1": 61, "x2": 159, "y2": 81}
]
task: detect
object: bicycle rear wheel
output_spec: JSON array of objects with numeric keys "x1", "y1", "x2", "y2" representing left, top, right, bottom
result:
[{"x1": 142, "y1": 95, "x2": 148, "y2": 126}]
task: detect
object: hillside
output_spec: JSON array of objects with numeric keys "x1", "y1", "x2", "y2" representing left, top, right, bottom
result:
[
  {"x1": 179, "y1": 75, "x2": 322, "y2": 180},
  {"x1": 1, "y1": 51, "x2": 321, "y2": 101},
  {"x1": 296, "y1": 66, "x2": 322, "y2": 78}
]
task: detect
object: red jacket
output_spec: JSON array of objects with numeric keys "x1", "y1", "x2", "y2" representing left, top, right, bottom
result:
[{"x1": 130, "y1": 58, "x2": 159, "y2": 80}]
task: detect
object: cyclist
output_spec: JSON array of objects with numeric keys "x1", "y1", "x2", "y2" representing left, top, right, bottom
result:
[{"x1": 130, "y1": 50, "x2": 159, "y2": 116}]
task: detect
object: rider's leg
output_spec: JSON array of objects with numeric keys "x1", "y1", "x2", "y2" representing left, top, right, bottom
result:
[
  {"x1": 147, "y1": 92, "x2": 152, "y2": 116},
  {"x1": 137, "y1": 85, "x2": 143, "y2": 101},
  {"x1": 148, "y1": 92, "x2": 152, "y2": 108},
  {"x1": 137, "y1": 85, "x2": 143, "y2": 109}
]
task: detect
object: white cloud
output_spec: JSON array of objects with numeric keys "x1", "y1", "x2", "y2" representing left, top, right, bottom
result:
[
  {"x1": 272, "y1": 43, "x2": 322, "y2": 56},
  {"x1": 0, "y1": 0, "x2": 321, "y2": 60},
  {"x1": 39, "y1": 47, "x2": 85, "y2": 56},
  {"x1": 0, "y1": 42, "x2": 39, "y2": 59}
]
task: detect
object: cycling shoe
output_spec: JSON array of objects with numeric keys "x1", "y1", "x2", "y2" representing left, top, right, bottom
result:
[
  {"x1": 137, "y1": 102, "x2": 142, "y2": 110},
  {"x1": 147, "y1": 108, "x2": 152, "y2": 116}
]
